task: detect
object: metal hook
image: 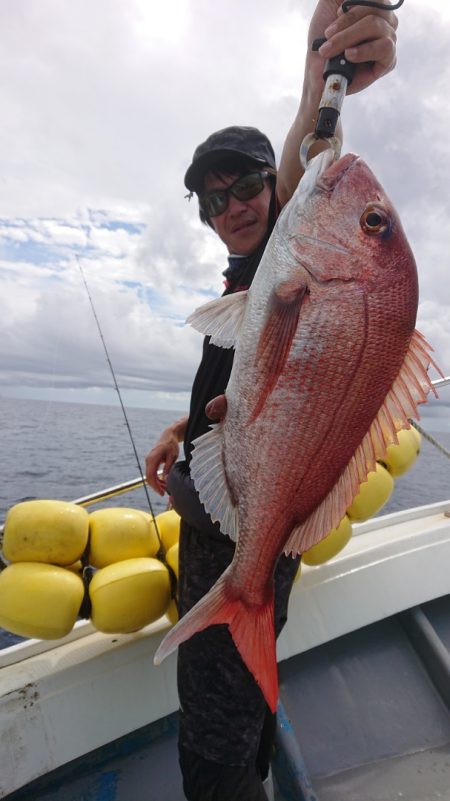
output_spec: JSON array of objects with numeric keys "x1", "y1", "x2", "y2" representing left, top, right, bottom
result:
[{"x1": 300, "y1": 134, "x2": 341, "y2": 171}]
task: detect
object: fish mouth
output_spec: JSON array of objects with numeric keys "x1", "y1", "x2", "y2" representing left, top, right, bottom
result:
[{"x1": 316, "y1": 151, "x2": 359, "y2": 193}]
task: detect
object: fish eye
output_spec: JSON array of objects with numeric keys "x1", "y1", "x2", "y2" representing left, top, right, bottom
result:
[{"x1": 360, "y1": 205, "x2": 390, "y2": 237}]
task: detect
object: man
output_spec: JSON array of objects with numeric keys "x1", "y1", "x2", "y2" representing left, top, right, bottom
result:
[{"x1": 146, "y1": 3, "x2": 399, "y2": 798}]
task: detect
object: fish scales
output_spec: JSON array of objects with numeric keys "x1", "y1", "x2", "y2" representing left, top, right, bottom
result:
[{"x1": 154, "y1": 151, "x2": 440, "y2": 712}]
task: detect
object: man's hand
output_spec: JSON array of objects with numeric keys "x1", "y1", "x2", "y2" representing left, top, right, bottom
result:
[
  {"x1": 145, "y1": 399, "x2": 228, "y2": 497},
  {"x1": 145, "y1": 416, "x2": 188, "y2": 496},
  {"x1": 307, "y1": 0, "x2": 399, "y2": 96},
  {"x1": 277, "y1": 1, "x2": 399, "y2": 206},
  {"x1": 205, "y1": 394, "x2": 227, "y2": 422}
]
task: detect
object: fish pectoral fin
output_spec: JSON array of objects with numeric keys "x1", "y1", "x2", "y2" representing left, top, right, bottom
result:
[
  {"x1": 190, "y1": 423, "x2": 239, "y2": 541},
  {"x1": 187, "y1": 290, "x2": 248, "y2": 349},
  {"x1": 285, "y1": 328, "x2": 441, "y2": 557},
  {"x1": 249, "y1": 282, "x2": 308, "y2": 423},
  {"x1": 154, "y1": 572, "x2": 279, "y2": 713}
]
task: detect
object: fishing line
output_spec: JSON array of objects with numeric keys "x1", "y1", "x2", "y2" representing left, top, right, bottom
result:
[
  {"x1": 75, "y1": 256, "x2": 165, "y2": 559},
  {"x1": 411, "y1": 420, "x2": 450, "y2": 462}
]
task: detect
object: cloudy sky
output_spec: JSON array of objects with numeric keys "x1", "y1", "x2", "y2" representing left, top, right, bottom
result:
[{"x1": 1, "y1": 0, "x2": 449, "y2": 413}]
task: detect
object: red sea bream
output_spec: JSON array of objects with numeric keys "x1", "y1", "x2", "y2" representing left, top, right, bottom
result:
[{"x1": 154, "y1": 150, "x2": 441, "y2": 712}]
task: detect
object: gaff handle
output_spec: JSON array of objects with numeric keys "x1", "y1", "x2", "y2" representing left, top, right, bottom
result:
[{"x1": 312, "y1": 37, "x2": 357, "y2": 139}]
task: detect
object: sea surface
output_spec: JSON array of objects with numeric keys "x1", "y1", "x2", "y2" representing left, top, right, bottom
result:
[
  {"x1": 0, "y1": 396, "x2": 184, "y2": 521},
  {"x1": 1, "y1": 396, "x2": 449, "y2": 649}
]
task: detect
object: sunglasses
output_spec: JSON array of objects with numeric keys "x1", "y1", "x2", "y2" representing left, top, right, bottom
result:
[{"x1": 200, "y1": 171, "x2": 270, "y2": 218}]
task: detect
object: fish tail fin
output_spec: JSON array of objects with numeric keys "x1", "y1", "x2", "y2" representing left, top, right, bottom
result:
[{"x1": 154, "y1": 572, "x2": 278, "y2": 712}]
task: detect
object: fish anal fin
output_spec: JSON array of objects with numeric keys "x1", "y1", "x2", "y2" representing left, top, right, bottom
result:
[
  {"x1": 187, "y1": 290, "x2": 248, "y2": 349},
  {"x1": 285, "y1": 328, "x2": 441, "y2": 556},
  {"x1": 190, "y1": 423, "x2": 238, "y2": 541},
  {"x1": 154, "y1": 572, "x2": 278, "y2": 713},
  {"x1": 249, "y1": 283, "x2": 307, "y2": 423}
]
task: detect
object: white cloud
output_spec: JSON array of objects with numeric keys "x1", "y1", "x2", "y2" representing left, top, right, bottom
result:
[{"x1": 0, "y1": 0, "x2": 449, "y2": 412}]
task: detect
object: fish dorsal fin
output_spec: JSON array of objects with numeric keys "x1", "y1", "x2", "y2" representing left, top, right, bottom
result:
[
  {"x1": 190, "y1": 423, "x2": 239, "y2": 541},
  {"x1": 187, "y1": 290, "x2": 248, "y2": 349},
  {"x1": 285, "y1": 329, "x2": 441, "y2": 556}
]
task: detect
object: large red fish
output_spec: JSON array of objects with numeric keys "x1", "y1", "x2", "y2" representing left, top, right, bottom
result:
[{"x1": 154, "y1": 151, "x2": 440, "y2": 712}]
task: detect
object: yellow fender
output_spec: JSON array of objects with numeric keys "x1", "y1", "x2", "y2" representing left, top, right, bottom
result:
[
  {"x1": 89, "y1": 557, "x2": 171, "y2": 634},
  {"x1": 155, "y1": 509, "x2": 181, "y2": 553},
  {"x1": 3, "y1": 500, "x2": 89, "y2": 565},
  {"x1": 163, "y1": 543, "x2": 180, "y2": 622},
  {"x1": 381, "y1": 426, "x2": 422, "y2": 477},
  {"x1": 0, "y1": 562, "x2": 84, "y2": 640},
  {"x1": 65, "y1": 560, "x2": 83, "y2": 574},
  {"x1": 347, "y1": 463, "x2": 394, "y2": 522},
  {"x1": 302, "y1": 515, "x2": 352, "y2": 566},
  {"x1": 88, "y1": 507, "x2": 160, "y2": 568},
  {"x1": 165, "y1": 542, "x2": 179, "y2": 580},
  {"x1": 166, "y1": 599, "x2": 179, "y2": 625}
]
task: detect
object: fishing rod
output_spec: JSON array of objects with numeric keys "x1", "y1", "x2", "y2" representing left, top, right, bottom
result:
[
  {"x1": 75, "y1": 256, "x2": 165, "y2": 561},
  {"x1": 0, "y1": 260, "x2": 172, "y2": 578},
  {"x1": 300, "y1": 0, "x2": 405, "y2": 168}
]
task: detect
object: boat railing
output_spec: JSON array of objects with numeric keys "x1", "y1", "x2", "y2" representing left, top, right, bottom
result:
[{"x1": 73, "y1": 476, "x2": 149, "y2": 508}]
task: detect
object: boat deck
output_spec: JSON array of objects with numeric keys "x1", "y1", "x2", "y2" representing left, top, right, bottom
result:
[
  {"x1": 6, "y1": 594, "x2": 450, "y2": 801},
  {"x1": 276, "y1": 594, "x2": 450, "y2": 801}
]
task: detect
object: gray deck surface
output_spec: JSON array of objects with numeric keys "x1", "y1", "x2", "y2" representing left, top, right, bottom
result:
[
  {"x1": 315, "y1": 745, "x2": 450, "y2": 801},
  {"x1": 277, "y1": 603, "x2": 450, "y2": 801}
]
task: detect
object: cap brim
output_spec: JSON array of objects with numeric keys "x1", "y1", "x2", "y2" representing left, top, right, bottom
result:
[{"x1": 184, "y1": 149, "x2": 267, "y2": 193}]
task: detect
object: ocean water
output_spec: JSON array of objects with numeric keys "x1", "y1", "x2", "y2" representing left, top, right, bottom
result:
[
  {"x1": 1, "y1": 396, "x2": 449, "y2": 648},
  {"x1": 0, "y1": 396, "x2": 184, "y2": 520}
]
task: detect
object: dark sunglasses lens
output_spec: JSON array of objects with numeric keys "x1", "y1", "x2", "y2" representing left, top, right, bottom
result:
[
  {"x1": 233, "y1": 173, "x2": 264, "y2": 200},
  {"x1": 202, "y1": 172, "x2": 267, "y2": 218},
  {"x1": 203, "y1": 191, "x2": 227, "y2": 218}
]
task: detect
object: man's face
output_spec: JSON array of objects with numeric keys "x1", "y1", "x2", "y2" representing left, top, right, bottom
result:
[{"x1": 202, "y1": 171, "x2": 273, "y2": 256}]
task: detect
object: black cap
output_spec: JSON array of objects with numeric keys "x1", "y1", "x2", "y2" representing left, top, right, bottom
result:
[{"x1": 184, "y1": 126, "x2": 276, "y2": 193}]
